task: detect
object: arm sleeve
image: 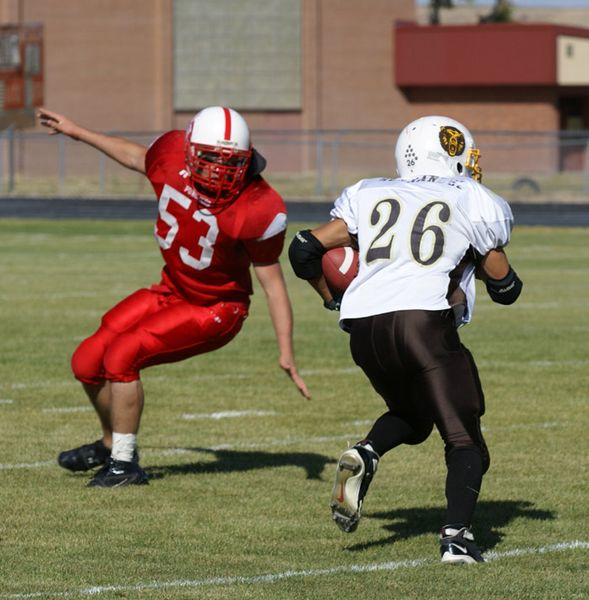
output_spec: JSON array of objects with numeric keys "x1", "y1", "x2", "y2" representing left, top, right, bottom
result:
[
  {"x1": 329, "y1": 181, "x2": 364, "y2": 235},
  {"x1": 145, "y1": 131, "x2": 185, "y2": 180},
  {"x1": 460, "y1": 184, "x2": 514, "y2": 255},
  {"x1": 237, "y1": 179, "x2": 288, "y2": 264},
  {"x1": 243, "y1": 231, "x2": 286, "y2": 264}
]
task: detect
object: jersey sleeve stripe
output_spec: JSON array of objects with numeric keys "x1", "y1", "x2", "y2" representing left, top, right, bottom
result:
[{"x1": 258, "y1": 212, "x2": 287, "y2": 241}]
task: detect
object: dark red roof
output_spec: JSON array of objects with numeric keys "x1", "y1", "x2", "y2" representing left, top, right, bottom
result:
[{"x1": 395, "y1": 22, "x2": 589, "y2": 87}]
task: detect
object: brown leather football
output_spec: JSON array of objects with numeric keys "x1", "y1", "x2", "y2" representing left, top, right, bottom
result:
[{"x1": 321, "y1": 247, "x2": 359, "y2": 296}]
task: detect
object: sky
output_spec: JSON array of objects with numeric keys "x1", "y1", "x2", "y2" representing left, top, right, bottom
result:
[{"x1": 417, "y1": 1, "x2": 589, "y2": 6}]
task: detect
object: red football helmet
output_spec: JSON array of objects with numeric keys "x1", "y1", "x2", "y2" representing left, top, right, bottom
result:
[{"x1": 185, "y1": 106, "x2": 252, "y2": 208}]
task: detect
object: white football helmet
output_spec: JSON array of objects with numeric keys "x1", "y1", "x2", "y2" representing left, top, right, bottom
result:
[
  {"x1": 185, "y1": 106, "x2": 252, "y2": 208},
  {"x1": 394, "y1": 115, "x2": 481, "y2": 182}
]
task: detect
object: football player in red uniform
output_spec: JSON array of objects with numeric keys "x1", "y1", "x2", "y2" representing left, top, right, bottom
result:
[{"x1": 37, "y1": 106, "x2": 310, "y2": 487}]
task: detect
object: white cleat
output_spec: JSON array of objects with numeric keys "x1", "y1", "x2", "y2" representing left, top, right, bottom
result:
[{"x1": 330, "y1": 445, "x2": 378, "y2": 533}]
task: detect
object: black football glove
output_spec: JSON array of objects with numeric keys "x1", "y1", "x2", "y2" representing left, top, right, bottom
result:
[{"x1": 323, "y1": 297, "x2": 341, "y2": 311}]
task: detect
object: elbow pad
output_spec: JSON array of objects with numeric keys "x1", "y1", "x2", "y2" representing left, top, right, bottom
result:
[
  {"x1": 486, "y1": 267, "x2": 523, "y2": 305},
  {"x1": 288, "y1": 230, "x2": 326, "y2": 280}
]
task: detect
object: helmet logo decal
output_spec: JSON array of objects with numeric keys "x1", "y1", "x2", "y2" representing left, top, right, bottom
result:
[
  {"x1": 404, "y1": 144, "x2": 418, "y2": 168},
  {"x1": 439, "y1": 126, "x2": 465, "y2": 157}
]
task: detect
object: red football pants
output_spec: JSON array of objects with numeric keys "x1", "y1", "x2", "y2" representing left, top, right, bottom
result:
[{"x1": 71, "y1": 287, "x2": 248, "y2": 384}]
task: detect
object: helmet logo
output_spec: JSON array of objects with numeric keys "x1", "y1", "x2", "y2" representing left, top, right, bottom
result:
[
  {"x1": 439, "y1": 126, "x2": 465, "y2": 157},
  {"x1": 217, "y1": 138, "x2": 238, "y2": 148},
  {"x1": 404, "y1": 144, "x2": 418, "y2": 168}
]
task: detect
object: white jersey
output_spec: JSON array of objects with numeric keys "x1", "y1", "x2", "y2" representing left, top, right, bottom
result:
[{"x1": 330, "y1": 175, "x2": 513, "y2": 326}]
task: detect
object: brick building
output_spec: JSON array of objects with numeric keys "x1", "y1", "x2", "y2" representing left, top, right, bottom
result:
[{"x1": 1, "y1": 0, "x2": 588, "y2": 193}]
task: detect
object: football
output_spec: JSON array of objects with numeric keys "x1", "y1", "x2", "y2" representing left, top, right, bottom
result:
[{"x1": 321, "y1": 246, "x2": 359, "y2": 296}]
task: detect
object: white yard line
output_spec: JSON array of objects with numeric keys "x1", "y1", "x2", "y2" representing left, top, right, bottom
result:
[
  {"x1": 477, "y1": 359, "x2": 589, "y2": 368},
  {"x1": 0, "y1": 434, "x2": 358, "y2": 470},
  {"x1": 0, "y1": 417, "x2": 574, "y2": 471},
  {"x1": 0, "y1": 460, "x2": 55, "y2": 470},
  {"x1": 3, "y1": 356, "x2": 584, "y2": 398},
  {"x1": 180, "y1": 410, "x2": 277, "y2": 420},
  {"x1": 0, "y1": 366, "x2": 318, "y2": 387},
  {"x1": 2, "y1": 382, "x2": 78, "y2": 390},
  {"x1": 42, "y1": 406, "x2": 93, "y2": 413},
  {"x1": 300, "y1": 367, "x2": 360, "y2": 375},
  {"x1": 0, "y1": 540, "x2": 587, "y2": 599},
  {"x1": 0, "y1": 433, "x2": 360, "y2": 471},
  {"x1": 481, "y1": 421, "x2": 566, "y2": 433},
  {"x1": 4, "y1": 356, "x2": 585, "y2": 396}
]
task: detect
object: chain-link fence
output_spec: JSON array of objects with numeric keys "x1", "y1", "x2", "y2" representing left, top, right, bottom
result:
[{"x1": 1, "y1": 127, "x2": 588, "y2": 201}]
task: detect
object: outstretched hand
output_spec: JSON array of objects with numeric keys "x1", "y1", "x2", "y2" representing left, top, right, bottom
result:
[
  {"x1": 37, "y1": 107, "x2": 79, "y2": 138},
  {"x1": 280, "y1": 358, "x2": 311, "y2": 400}
]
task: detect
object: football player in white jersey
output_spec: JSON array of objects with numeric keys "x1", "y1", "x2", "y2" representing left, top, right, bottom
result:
[{"x1": 289, "y1": 116, "x2": 522, "y2": 563}]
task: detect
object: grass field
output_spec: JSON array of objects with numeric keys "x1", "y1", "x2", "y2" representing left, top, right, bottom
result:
[{"x1": 0, "y1": 219, "x2": 587, "y2": 599}]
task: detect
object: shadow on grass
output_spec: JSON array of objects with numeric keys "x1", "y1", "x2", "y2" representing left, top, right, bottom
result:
[
  {"x1": 346, "y1": 500, "x2": 555, "y2": 552},
  {"x1": 146, "y1": 446, "x2": 336, "y2": 481}
]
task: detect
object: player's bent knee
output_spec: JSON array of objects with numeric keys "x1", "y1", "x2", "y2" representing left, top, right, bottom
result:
[
  {"x1": 445, "y1": 444, "x2": 490, "y2": 473},
  {"x1": 405, "y1": 419, "x2": 434, "y2": 445},
  {"x1": 103, "y1": 333, "x2": 142, "y2": 382},
  {"x1": 71, "y1": 337, "x2": 106, "y2": 385}
]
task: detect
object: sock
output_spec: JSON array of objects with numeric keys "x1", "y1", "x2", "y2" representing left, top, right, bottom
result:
[
  {"x1": 444, "y1": 446, "x2": 484, "y2": 526},
  {"x1": 111, "y1": 432, "x2": 137, "y2": 462}
]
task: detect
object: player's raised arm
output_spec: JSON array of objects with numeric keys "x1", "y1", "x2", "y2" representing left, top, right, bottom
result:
[
  {"x1": 253, "y1": 261, "x2": 310, "y2": 400},
  {"x1": 37, "y1": 107, "x2": 147, "y2": 174}
]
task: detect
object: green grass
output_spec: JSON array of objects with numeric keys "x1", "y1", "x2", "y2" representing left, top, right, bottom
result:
[{"x1": 0, "y1": 220, "x2": 588, "y2": 599}]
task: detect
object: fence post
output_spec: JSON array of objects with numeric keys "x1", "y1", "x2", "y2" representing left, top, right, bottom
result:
[
  {"x1": 330, "y1": 135, "x2": 339, "y2": 196},
  {"x1": 58, "y1": 134, "x2": 65, "y2": 195},
  {"x1": 7, "y1": 125, "x2": 15, "y2": 193},
  {"x1": 0, "y1": 129, "x2": 4, "y2": 194},
  {"x1": 315, "y1": 133, "x2": 324, "y2": 196},
  {"x1": 99, "y1": 152, "x2": 105, "y2": 194},
  {"x1": 584, "y1": 138, "x2": 589, "y2": 193}
]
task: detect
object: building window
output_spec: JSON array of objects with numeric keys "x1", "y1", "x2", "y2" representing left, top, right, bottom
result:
[{"x1": 174, "y1": 0, "x2": 301, "y2": 111}]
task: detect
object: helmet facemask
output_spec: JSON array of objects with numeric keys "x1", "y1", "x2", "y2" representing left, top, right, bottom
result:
[
  {"x1": 185, "y1": 143, "x2": 252, "y2": 208},
  {"x1": 463, "y1": 148, "x2": 482, "y2": 182}
]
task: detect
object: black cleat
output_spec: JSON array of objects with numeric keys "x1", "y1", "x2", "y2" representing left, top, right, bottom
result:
[
  {"x1": 87, "y1": 457, "x2": 149, "y2": 488},
  {"x1": 58, "y1": 440, "x2": 110, "y2": 472},
  {"x1": 440, "y1": 525, "x2": 485, "y2": 564}
]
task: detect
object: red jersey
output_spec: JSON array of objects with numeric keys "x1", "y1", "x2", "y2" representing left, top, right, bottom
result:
[{"x1": 145, "y1": 131, "x2": 287, "y2": 305}]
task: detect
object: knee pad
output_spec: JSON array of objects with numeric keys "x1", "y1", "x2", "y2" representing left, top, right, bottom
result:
[
  {"x1": 445, "y1": 444, "x2": 490, "y2": 474},
  {"x1": 406, "y1": 419, "x2": 434, "y2": 445},
  {"x1": 71, "y1": 336, "x2": 106, "y2": 385},
  {"x1": 103, "y1": 332, "x2": 142, "y2": 382}
]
